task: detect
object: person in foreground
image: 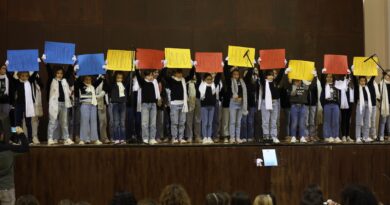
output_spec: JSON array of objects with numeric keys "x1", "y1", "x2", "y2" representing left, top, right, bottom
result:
[{"x1": 0, "y1": 126, "x2": 29, "y2": 205}]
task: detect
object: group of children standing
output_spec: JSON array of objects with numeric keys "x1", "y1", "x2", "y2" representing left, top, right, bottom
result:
[{"x1": 2, "y1": 56, "x2": 390, "y2": 145}]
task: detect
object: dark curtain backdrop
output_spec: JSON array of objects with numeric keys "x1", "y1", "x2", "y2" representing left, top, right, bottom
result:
[{"x1": 0, "y1": 0, "x2": 364, "y2": 138}]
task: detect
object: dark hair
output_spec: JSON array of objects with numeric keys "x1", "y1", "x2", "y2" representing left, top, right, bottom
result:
[
  {"x1": 53, "y1": 65, "x2": 65, "y2": 74},
  {"x1": 174, "y1": 69, "x2": 183, "y2": 74},
  {"x1": 159, "y1": 184, "x2": 191, "y2": 205},
  {"x1": 137, "y1": 199, "x2": 158, "y2": 205},
  {"x1": 265, "y1": 70, "x2": 274, "y2": 77},
  {"x1": 341, "y1": 185, "x2": 378, "y2": 205},
  {"x1": 203, "y1": 73, "x2": 213, "y2": 81},
  {"x1": 114, "y1": 71, "x2": 124, "y2": 78},
  {"x1": 16, "y1": 195, "x2": 40, "y2": 205},
  {"x1": 144, "y1": 70, "x2": 153, "y2": 76},
  {"x1": 231, "y1": 192, "x2": 250, "y2": 205},
  {"x1": 300, "y1": 184, "x2": 324, "y2": 205},
  {"x1": 111, "y1": 192, "x2": 137, "y2": 205}
]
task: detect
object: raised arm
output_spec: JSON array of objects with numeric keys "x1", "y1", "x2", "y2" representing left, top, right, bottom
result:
[
  {"x1": 223, "y1": 60, "x2": 231, "y2": 83},
  {"x1": 135, "y1": 69, "x2": 146, "y2": 87},
  {"x1": 185, "y1": 67, "x2": 195, "y2": 82},
  {"x1": 243, "y1": 68, "x2": 254, "y2": 84},
  {"x1": 275, "y1": 68, "x2": 285, "y2": 83},
  {"x1": 46, "y1": 64, "x2": 54, "y2": 79},
  {"x1": 214, "y1": 73, "x2": 222, "y2": 86}
]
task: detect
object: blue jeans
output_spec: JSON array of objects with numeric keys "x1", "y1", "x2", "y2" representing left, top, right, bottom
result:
[
  {"x1": 229, "y1": 100, "x2": 243, "y2": 138},
  {"x1": 111, "y1": 103, "x2": 126, "y2": 141},
  {"x1": 290, "y1": 104, "x2": 307, "y2": 137},
  {"x1": 80, "y1": 104, "x2": 98, "y2": 142},
  {"x1": 379, "y1": 115, "x2": 390, "y2": 137},
  {"x1": 355, "y1": 103, "x2": 370, "y2": 139},
  {"x1": 201, "y1": 106, "x2": 215, "y2": 138},
  {"x1": 126, "y1": 106, "x2": 141, "y2": 140},
  {"x1": 141, "y1": 103, "x2": 157, "y2": 141},
  {"x1": 170, "y1": 104, "x2": 186, "y2": 140},
  {"x1": 240, "y1": 106, "x2": 256, "y2": 140},
  {"x1": 323, "y1": 103, "x2": 340, "y2": 138},
  {"x1": 261, "y1": 100, "x2": 280, "y2": 138}
]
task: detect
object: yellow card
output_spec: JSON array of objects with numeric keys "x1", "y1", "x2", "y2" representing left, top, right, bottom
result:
[
  {"x1": 288, "y1": 60, "x2": 315, "y2": 81},
  {"x1": 228, "y1": 45, "x2": 255, "y2": 68},
  {"x1": 106, "y1": 49, "x2": 135, "y2": 71},
  {"x1": 353, "y1": 57, "x2": 378, "y2": 76},
  {"x1": 165, "y1": 48, "x2": 192, "y2": 69}
]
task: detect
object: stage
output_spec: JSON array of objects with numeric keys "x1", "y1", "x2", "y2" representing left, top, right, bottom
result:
[{"x1": 14, "y1": 143, "x2": 390, "y2": 205}]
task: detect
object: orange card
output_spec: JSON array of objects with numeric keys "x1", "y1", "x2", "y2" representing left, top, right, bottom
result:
[
  {"x1": 195, "y1": 52, "x2": 223, "y2": 73},
  {"x1": 259, "y1": 49, "x2": 286, "y2": 70},
  {"x1": 324, "y1": 54, "x2": 348, "y2": 74},
  {"x1": 136, "y1": 48, "x2": 164, "y2": 69}
]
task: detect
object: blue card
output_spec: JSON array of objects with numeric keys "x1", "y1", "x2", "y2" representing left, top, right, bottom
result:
[
  {"x1": 262, "y1": 149, "x2": 278, "y2": 167},
  {"x1": 77, "y1": 53, "x2": 106, "y2": 76},
  {"x1": 44, "y1": 41, "x2": 76, "y2": 64},
  {"x1": 7, "y1": 49, "x2": 39, "y2": 72}
]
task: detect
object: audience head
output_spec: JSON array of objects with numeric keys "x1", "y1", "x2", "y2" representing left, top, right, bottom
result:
[
  {"x1": 205, "y1": 193, "x2": 223, "y2": 205},
  {"x1": 300, "y1": 184, "x2": 324, "y2": 205},
  {"x1": 138, "y1": 199, "x2": 158, "y2": 205},
  {"x1": 111, "y1": 192, "x2": 137, "y2": 205},
  {"x1": 231, "y1": 192, "x2": 251, "y2": 205},
  {"x1": 159, "y1": 184, "x2": 191, "y2": 205},
  {"x1": 253, "y1": 194, "x2": 273, "y2": 205},
  {"x1": 16, "y1": 195, "x2": 40, "y2": 205},
  {"x1": 341, "y1": 184, "x2": 378, "y2": 205},
  {"x1": 58, "y1": 199, "x2": 74, "y2": 205}
]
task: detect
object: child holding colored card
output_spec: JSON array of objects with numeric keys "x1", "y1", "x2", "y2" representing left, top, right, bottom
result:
[
  {"x1": 378, "y1": 70, "x2": 390, "y2": 142},
  {"x1": 135, "y1": 69, "x2": 161, "y2": 144},
  {"x1": 223, "y1": 60, "x2": 248, "y2": 144},
  {"x1": 240, "y1": 66, "x2": 257, "y2": 142},
  {"x1": 161, "y1": 66, "x2": 195, "y2": 144},
  {"x1": 76, "y1": 75, "x2": 102, "y2": 145},
  {"x1": 95, "y1": 75, "x2": 110, "y2": 144}
]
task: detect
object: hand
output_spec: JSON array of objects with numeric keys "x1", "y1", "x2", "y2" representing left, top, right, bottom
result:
[
  {"x1": 161, "y1": 60, "x2": 167, "y2": 67},
  {"x1": 257, "y1": 57, "x2": 262, "y2": 64},
  {"x1": 350, "y1": 65, "x2": 354, "y2": 71},
  {"x1": 102, "y1": 65, "x2": 107, "y2": 70},
  {"x1": 322, "y1": 68, "x2": 327, "y2": 74},
  {"x1": 192, "y1": 60, "x2": 197, "y2": 66},
  {"x1": 285, "y1": 67, "x2": 292, "y2": 74},
  {"x1": 37, "y1": 58, "x2": 41, "y2": 63},
  {"x1": 312, "y1": 69, "x2": 317, "y2": 77},
  {"x1": 284, "y1": 59, "x2": 288, "y2": 65},
  {"x1": 74, "y1": 65, "x2": 80, "y2": 71},
  {"x1": 225, "y1": 56, "x2": 229, "y2": 61},
  {"x1": 72, "y1": 55, "x2": 77, "y2": 63},
  {"x1": 347, "y1": 69, "x2": 351, "y2": 74},
  {"x1": 5, "y1": 60, "x2": 9, "y2": 66},
  {"x1": 134, "y1": 60, "x2": 139, "y2": 67},
  {"x1": 221, "y1": 61, "x2": 225, "y2": 67}
]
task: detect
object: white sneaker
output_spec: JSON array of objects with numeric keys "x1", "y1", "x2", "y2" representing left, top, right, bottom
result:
[
  {"x1": 79, "y1": 141, "x2": 85, "y2": 145},
  {"x1": 300, "y1": 137, "x2": 307, "y2": 143},
  {"x1": 356, "y1": 138, "x2": 362, "y2": 143},
  {"x1": 180, "y1": 139, "x2": 188, "y2": 144},
  {"x1": 325, "y1": 137, "x2": 334, "y2": 143},
  {"x1": 94, "y1": 140, "x2": 103, "y2": 145},
  {"x1": 114, "y1": 140, "x2": 120, "y2": 144},
  {"x1": 32, "y1": 137, "x2": 40, "y2": 145},
  {"x1": 272, "y1": 137, "x2": 280, "y2": 144},
  {"x1": 347, "y1": 136, "x2": 354, "y2": 142},
  {"x1": 143, "y1": 139, "x2": 149, "y2": 144},
  {"x1": 342, "y1": 136, "x2": 347, "y2": 142},
  {"x1": 64, "y1": 138, "x2": 74, "y2": 145},
  {"x1": 380, "y1": 136, "x2": 385, "y2": 142},
  {"x1": 223, "y1": 138, "x2": 229, "y2": 143},
  {"x1": 149, "y1": 139, "x2": 158, "y2": 145},
  {"x1": 290, "y1": 137, "x2": 297, "y2": 143},
  {"x1": 47, "y1": 138, "x2": 55, "y2": 145},
  {"x1": 208, "y1": 137, "x2": 214, "y2": 144},
  {"x1": 363, "y1": 137, "x2": 373, "y2": 143},
  {"x1": 334, "y1": 137, "x2": 342, "y2": 143},
  {"x1": 202, "y1": 138, "x2": 208, "y2": 144},
  {"x1": 173, "y1": 139, "x2": 179, "y2": 144},
  {"x1": 53, "y1": 139, "x2": 58, "y2": 144},
  {"x1": 236, "y1": 138, "x2": 243, "y2": 144}
]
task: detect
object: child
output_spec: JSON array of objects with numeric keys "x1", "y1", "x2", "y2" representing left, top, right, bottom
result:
[
  {"x1": 286, "y1": 68, "x2": 317, "y2": 143},
  {"x1": 305, "y1": 76, "x2": 320, "y2": 142},
  {"x1": 135, "y1": 69, "x2": 161, "y2": 144},
  {"x1": 211, "y1": 73, "x2": 223, "y2": 143},
  {"x1": 30, "y1": 72, "x2": 43, "y2": 144},
  {"x1": 320, "y1": 72, "x2": 342, "y2": 143},
  {"x1": 126, "y1": 73, "x2": 142, "y2": 143},
  {"x1": 223, "y1": 61, "x2": 248, "y2": 143},
  {"x1": 46, "y1": 64, "x2": 74, "y2": 145},
  {"x1": 258, "y1": 68, "x2": 285, "y2": 143},
  {"x1": 240, "y1": 67, "x2": 257, "y2": 142},
  {"x1": 0, "y1": 65, "x2": 12, "y2": 143},
  {"x1": 199, "y1": 73, "x2": 221, "y2": 144},
  {"x1": 220, "y1": 81, "x2": 230, "y2": 143},
  {"x1": 95, "y1": 75, "x2": 110, "y2": 144},
  {"x1": 10, "y1": 71, "x2": 38, "y2": 144},
  {"x1": 185, "y1": 73, "x2": 202, "y2": 143},
  {"x1": 378, "y1": 71, "x2": 390, "y2": 142},
  {"x1": 367, "y1": 76, "x2": 380, "y2": 140},
  {"x1": 161, "y1": 66, "x2": 194, "y2": 144},
  {"x1": 108, "y1": 71, "x2": 128, "y2": 144},
  {"x1": 154, "y1": 70, "x2": 168, "y2": 142},
  {"x1": 352, "y1": 75, "x2": 372, "y2": 143},
  {"x1": 77, "y1": 75, "x2": 102, "y2": 145},
  {"x1": 339, "y1": 75, "x2": 354, "y2": 142}
]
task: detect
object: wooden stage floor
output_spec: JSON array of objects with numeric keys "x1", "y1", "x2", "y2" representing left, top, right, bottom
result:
[{"x1": 14, "y1": 143, "x2": 390, "y2": 205}]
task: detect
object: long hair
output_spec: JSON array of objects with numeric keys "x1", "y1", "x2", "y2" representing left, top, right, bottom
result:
[
  {"x1": 253, "y1": 195, "x2": 273, "y2": 205},
  {"x1": 300, "y1": 184, "x2": 324, "y2": 205},
  {"x1": 159, "y1": 184, "x2": 191, "y2": 205},
  {"x1": 231, "y1": 192, "x2": 251, "y2": 205},
  {"x1": 341, "y1": 185, "x2": 378, "y2": 205},
  {"x1": 16, "y1": 195, "x2": 40, "y2": 205}
]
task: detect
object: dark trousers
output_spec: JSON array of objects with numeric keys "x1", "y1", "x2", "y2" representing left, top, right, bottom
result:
[
  {"x1": 15, "y1": 104, "x2": 32, "y2": 141},
  {"x1": 341, "y1": 108, "x2": 352, "y2": 137},
  {"x1": 127, "y1": 106, "x2": 141, "y2": 141}
]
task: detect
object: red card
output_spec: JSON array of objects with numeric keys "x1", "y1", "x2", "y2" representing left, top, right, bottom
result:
[
  {"x1": 195, "y1": 52, "x2": 223, "y2": 73},
  {"x1": 136, "y1": 48, "x2": 164, "y2": 69},
  {"x1": 259, "y1": 49, "x2": 286, "y2": 70},
  {"x1": 324, "y1": 54, "x2": 348, "y2": 74}
]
